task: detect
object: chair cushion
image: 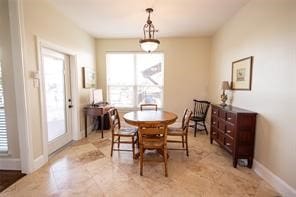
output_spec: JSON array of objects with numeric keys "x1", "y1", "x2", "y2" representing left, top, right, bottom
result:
[
  {"x1": 167, "y1": 127, "x2": 185, "y2": 136},
  {"x1": 168, "y1": 122, "x2": 182, "y2": 130},
  {"x1": 190, "y1": 115, "x2": 204, "y2": 121},
  {"x1": 114, "y1": 127, "x2": 137, "y2": 136}
]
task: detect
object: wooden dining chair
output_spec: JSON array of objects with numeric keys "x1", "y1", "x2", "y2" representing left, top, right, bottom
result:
[
  {"x1": 140, "y1": 103, "x2": 158, "y2": 111},
  {"x1": 108, "y1": 108, "x2": 138, "y2": 159},
  {"x1": 167, "y1": 109, "x2": 192, "y2": 156},
  {"x1": 190, "y1": 100, "x2": 210, "y2": 136},
  {"x1": 138, "y1": 122, "x2": 168, "y2": 177}
]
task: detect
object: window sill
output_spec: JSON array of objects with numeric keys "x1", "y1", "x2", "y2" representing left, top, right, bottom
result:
[{"x1": 0, "y1": 152, "x2": 10, "y2": 157}]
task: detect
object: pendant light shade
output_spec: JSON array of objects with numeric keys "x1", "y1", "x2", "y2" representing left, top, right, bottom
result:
[{"x1": 139, "y1": 8, "x2": 160, "y2": 53}]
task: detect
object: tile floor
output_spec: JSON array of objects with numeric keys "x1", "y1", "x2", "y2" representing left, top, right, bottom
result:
[{"x1": 1, "y1": 127, "x2": 280, "y2": 196}]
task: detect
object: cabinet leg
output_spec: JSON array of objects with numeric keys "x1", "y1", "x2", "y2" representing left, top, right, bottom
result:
[
  {"x1": 100, "y1": 115, "x2": 104, "y2": 138},
  {"x1": 233, "y1": 159, "x2": 238, "y2": 168},
  {"x1": 210, "y1": 137, "x2": 213, "y2": 144},
  {"x1": 247, "y1": 158, "x2": 253, "y2": 168},
  {"x1": 84, "y1": 114, "x2": 87, "y2": 138}
]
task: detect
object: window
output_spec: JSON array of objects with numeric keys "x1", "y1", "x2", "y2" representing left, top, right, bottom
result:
[
  {"x1": 106, "y1": 53, "x2": 164, "y2": 108},
  {"x1": 0, "y1": 62, "x2": 8, "y2": 153}
]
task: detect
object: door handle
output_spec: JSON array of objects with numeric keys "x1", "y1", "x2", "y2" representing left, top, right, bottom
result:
[{"x1": 68, "y1": 105, "x2": 73, "y2": 108}]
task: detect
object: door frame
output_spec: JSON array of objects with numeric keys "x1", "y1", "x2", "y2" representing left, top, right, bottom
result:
[
  {"x1": 36, "y1": 37, "x2": 80, "y2": 161},
  {"x1": 8, "y1": 0, "x2": 33, "y2": 173}
]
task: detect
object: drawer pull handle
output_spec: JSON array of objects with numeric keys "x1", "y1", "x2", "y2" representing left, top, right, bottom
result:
[
  {"x1": 226, "y1": 143, "x2": 231, "y2": 146},
  {"x1": 213, "y1": 122, "x2": 216, "y2": 125},
  {"x1": 213, "y1": 111, "x2": 217, "y2": 114},
  {"x1": 226, "y1": 130, "x2": 231, "y2": 134},
  {"x1": 227, "y1": 117, "x2": 232, "y2": 120}
]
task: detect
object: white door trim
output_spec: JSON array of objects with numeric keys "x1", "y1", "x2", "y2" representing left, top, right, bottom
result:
[
  {"x1": 36, "y1": 37, "x2": 80, "y2": 162},
  {"x1": 8, "y1": 0, "x2": 34, "y2": 173}
]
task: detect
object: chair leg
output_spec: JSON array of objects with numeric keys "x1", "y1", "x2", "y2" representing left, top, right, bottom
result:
[
  {"x1": 182, "y1": 136, "x2": 184, "y2": 148},
  {"x1": 110, "y1": 135, "x2": 114, "y2": 157},
  {"x1": 185, "y1": 134, "x2": 189, "y2": 157},
  {"x1": 117, "y1": 136, "x2": 120, "y2": 148},
  {"x1": 203, "y1": 121, "x2": 208, "y2": 135},
  {"x1": 194, "y1": 122, "x2": 197, "y2": 137},
  {"x1": 164, "y1": 146, "x2": 168, "y2": 177},
  {"x1": 136, "y1": 132, "x2": 139, "y2": 148},
  {"x1": 132, "y1": 136, "x2": 135, "y2": 159},
  {"x1": 140, "y1": 145, "x2": 144, "y2": 176}
]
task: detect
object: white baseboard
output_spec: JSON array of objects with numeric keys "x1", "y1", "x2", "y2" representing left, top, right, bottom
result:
[
  {"x1": 33, "y1": 155, "x2": 47, "y2": 171},
  {"x1": 253, "y1": 160, "x2": 296, "y2": 197},
  {"x1": 0, "y1": 158, "x2": 21, "y2": 170}
]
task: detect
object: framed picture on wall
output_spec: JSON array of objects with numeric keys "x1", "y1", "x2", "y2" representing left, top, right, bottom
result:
[
  {"x1": 82, "y1": 67, "x2": 96, "y2": 88},
  {"x1": 231, "y1": 56, "x2": 253, "y2": 90}
]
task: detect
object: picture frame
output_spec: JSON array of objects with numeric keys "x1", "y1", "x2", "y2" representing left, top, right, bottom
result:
[
  {"x1": 82, "y1": 67, "x2": 96, "y2": 88},
  {"x1": 231, "y1": 56, "x2": 253, "y2": 90}
]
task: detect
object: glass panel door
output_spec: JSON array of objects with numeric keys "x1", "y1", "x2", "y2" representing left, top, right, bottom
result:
[{"x1": 41, "y1": 48, "x2": 72, "y2": 154}]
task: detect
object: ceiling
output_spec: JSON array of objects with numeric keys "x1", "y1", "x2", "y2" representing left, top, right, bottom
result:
[{"x1": 49, "y1": 0, "x2": 249, "y2": 38}]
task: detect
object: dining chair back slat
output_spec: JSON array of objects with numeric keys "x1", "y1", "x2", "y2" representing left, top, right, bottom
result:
[{"x1": 138, "y1": 122, "x2": 168, "y2": 176}]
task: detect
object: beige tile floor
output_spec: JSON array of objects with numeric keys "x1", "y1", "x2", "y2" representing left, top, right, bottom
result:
[{"x1": 1, "y1": 127, "x2": 280, "y2": 197}]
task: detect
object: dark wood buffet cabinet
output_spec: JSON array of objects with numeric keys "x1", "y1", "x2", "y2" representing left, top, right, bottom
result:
[{"x1": 210, "y1": 104, "x2": 257, "y2": 168}]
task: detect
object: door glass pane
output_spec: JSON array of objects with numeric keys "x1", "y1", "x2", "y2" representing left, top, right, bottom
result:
[{"x1": 43, "y1": 56, "x2": 66, "y2": 142}]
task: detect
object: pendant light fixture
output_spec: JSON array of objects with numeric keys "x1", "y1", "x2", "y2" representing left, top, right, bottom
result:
[{"x1": 139, "y1": 8, "x2": 160, "y2": 53}]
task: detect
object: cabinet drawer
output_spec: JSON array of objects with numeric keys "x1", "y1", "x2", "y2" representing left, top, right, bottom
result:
[
  {"x1": 218, "y1": 110, "x2": 226, "y2": 119},
  {"x1": 211, "y1": 116, "x2": 218, "y2": 128},
  {"x1": 211, "y1": 127, "x2": 218, "y2": 140},
  {"x1": 225, "y1": 123, "x2": 235, "y2": 138},
  {"x1": 218, "y1": 120, "x2": 226, "y2": 131},
  {"x1": 212, "y1": 107, "x2": 218, "y2": 116},
  {"x1": 217, "y1": 131, "x2": 225, "y2": 145},
  {"x1": 224, "y1": 136, "x2": 234, "y2": 153},
  {"x1": 226, "y1": 112, "x2": 236, "y2": 124}
]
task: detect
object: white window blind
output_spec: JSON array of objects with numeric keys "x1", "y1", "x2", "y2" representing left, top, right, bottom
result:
[
  {"x1": 106, "y1": 53, "x2": 164, "y2": 108},
  {"x1": 0, "y1": 62, "x2": 8, "y2": 153}
]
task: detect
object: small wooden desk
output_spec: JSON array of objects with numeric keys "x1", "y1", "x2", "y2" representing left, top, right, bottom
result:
[{"x1": 83, "y1": 104, "x2": 112, "y2": 138}]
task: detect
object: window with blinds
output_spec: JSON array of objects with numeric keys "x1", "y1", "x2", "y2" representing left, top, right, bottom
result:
[{"x1": 0, "y1": 62, "x2": 8, "y2": 153}]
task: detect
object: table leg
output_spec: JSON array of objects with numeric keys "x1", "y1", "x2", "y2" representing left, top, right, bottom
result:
[
  {"x1": 101, "y1": 115, "x2": 104, "y2": 138},
  {"x1": 85, "y1": 113, "x2": 87, "y2": 138}
]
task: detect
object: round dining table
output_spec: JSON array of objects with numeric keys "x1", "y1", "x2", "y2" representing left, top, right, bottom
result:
[
  {"x1": 123, "y1": 110, "x2": 178, "y2": 126},
  {"x1": 123, "y1": 110, "x2": 178, "y2": 159}
]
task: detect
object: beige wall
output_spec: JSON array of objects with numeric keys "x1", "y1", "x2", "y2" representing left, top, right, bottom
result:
[
  {"x1": 22, "y1": 0, "x2": 96, "y2": 159},
  {"x1": 0, "y1": 0, "x2": 20, "y2": 159},
  {"x1": 96, "y1": 38, "x2": 211, "y2": 118},
  {"x1": 209, "y1": 0, "x2": 296, "y2": 189}
]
